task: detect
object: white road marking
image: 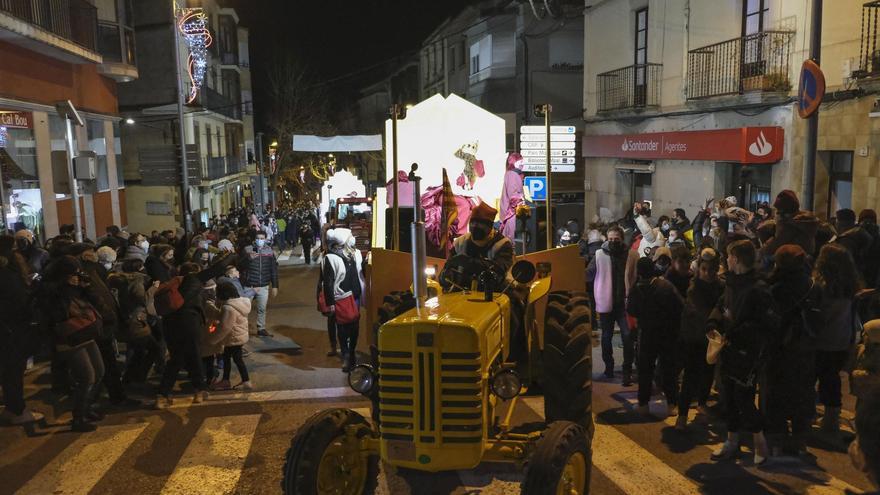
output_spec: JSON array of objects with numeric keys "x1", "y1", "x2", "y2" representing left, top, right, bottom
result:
[
  {"x1": 161, "y1": 414, "x2": 261, "y2": 495},
  {"x1": 17, "y1": 422, "x2": 149, "y2": 495},
  {"x1": 168, "y1": 386, "x2": 360, "y2": 409}
]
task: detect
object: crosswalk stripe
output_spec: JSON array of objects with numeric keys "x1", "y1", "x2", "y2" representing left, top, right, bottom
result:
[
  {"x1": 161, "y1": 414, "x2": 261, "y2": 495},
  {"x1": 16, "y1": 422, "x2": 149, "y2": 495},
  {"x1": 168, "y1": 386, "x2": 360, "y2": 409}
]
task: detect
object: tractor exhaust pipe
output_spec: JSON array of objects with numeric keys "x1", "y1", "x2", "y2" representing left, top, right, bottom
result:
[{"x1": 409, "y1": 163, "x2": 427, "y2": 308}]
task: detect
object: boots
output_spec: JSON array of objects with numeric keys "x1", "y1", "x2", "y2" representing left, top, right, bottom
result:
[
  {"x1": 822, "y1": 406, "x2": 841, "y2": 434},
  {"x1": 711, "y1": 432, "x2": 741, "y2": 461},
  {"x1": 753, "y1": 431, "x2": 769, "y2": 466}
]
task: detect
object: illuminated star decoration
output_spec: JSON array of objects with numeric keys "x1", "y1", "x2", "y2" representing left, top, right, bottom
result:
[{"x1": 177, "y1": 8, "x2": 213, "y2": 104}]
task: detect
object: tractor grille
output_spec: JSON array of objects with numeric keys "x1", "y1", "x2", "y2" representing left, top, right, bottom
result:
[{"x1": 377, "y1": 338, "x2": 482, "y2": 445}]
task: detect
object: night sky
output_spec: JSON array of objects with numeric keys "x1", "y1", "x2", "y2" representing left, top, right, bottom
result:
[{"x1": 227, "y1": 0, "x2": 474, "y2": 133}]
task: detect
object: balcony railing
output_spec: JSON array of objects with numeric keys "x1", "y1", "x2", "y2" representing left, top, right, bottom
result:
[
  {"x1": 856, "y1": 1, "x2": 880, "y2": 78},
  {"x1": 597, "y1": 63, "x2": 662, "y2": 112},
  {"x1": 221, "y1": 51, "x2": 238, "y2": 66},
  {"x1": 205, "y1": 156, "x2": 244, "y2": 180},
  {"x1": 0, "y1": 0, "x2": 97, "y2": 50},
  {"x1": 687, "y1": 31, "x2": 794, "y2": 100},
  {"x1": 203, "y1": 87, "x2": 242, "y2": 121},
  {"x1": 97, "y1": 20, "x2": 135, "y2": 65}
]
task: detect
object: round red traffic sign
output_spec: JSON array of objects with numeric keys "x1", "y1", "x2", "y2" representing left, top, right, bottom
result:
[{"x1": 798, "y1": 59, "x2": 825, "y2": 119}]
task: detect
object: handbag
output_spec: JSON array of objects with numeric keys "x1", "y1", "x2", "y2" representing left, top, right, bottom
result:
[
  {"x1": 334, "y1": 294, "x2": 360, "y2": 324},
  {"x1": 706, "y1": 329, "x2": 725, "y2": 364},
  {"x1": 57, "y1": 298, "x2": 101, "y2": 346}
]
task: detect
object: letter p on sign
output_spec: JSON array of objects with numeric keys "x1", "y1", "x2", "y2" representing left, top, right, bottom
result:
[{"x1": 525, "y1": 176, "x2": 547, "y2": 201}]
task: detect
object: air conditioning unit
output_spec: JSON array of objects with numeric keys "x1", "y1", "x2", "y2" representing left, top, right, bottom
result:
[{"x1": 74, "y1": 151, "x2": 97, "y2": 180}]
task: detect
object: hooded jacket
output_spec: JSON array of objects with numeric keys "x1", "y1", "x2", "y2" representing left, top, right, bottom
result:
[
  {"x1": 762, "y1": 211, "x2": 820, "y2": 257},
  {"x1": 635, "y1": 214, "x2": 666, "y2": 257},
  {"x1": 587, "y1": 241, "x2": 639, "y2": 313},
  {"x1": 679, "y1": 277, "x2": 725, "y2": 344},
  {"x1": 219, "y1": 297, "x2": 251, "y2": 347}
]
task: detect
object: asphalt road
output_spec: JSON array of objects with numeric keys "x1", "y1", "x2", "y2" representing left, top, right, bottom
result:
[{"x1": 0, "y1": 257, "x2": 874, "y2": 494}]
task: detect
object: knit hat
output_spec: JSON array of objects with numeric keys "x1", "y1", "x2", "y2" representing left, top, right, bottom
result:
[
  {"x1": 636, "y1": 257, "x2": 655, "y2": 279},
  {"x1": 96, "y1": 246, "x2": 117, "y2": 264},
  {"x1": 217, "y1": 239, "x2": 234, "y2": 252},
  {"x1": 470, "y1": 201, "x2": 498, "y2": 223},
  {"x1": 14, "y1": 229, "x2": 33, "y2": 242},
  {"x1": 117, "y1": 231, "x2": 130, "y2": 240},
  {"x1": 774, "y1": 244, "x2": 806, "y2": 271},
  {"x1": 773, "y1": 190, "x2": 800, "y2": 214},
  {"x1": 859, "y1": 209, "x2": 878, "y2": 224}
]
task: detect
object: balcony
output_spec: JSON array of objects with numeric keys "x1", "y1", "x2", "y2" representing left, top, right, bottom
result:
[
  {"x1": 205, "y1": 156, "x2": 244, "y2": 181},
  {"x1": 854, "y1": 2, "x2": 880, "y2": 81},
  {"x1": 221, "y1": 51, "x2": 238, "y2": 66},
  {"x1": 202, "y1": 87, "x2": 242, "y2": 121},
  {"x1": 0, "y1": 0, "x2": 100, "y2": 62},
  {"x1": 687, "y1": 31, "x2": 794, "y2": 100},
  {"x1": 96, "y1": 20, "x2": 137, "y2": 81},
  {"x1": 597, "y1": 63, "x2": 662, "y2": 112}
]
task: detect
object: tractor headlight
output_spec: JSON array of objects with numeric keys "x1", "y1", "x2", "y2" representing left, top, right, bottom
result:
[
  {"x1": 491, "y1": 369, "x2": 522, "y2": 400},
  {"x1": 348, "y1": 364, "x2": 377, "y2": 396}
]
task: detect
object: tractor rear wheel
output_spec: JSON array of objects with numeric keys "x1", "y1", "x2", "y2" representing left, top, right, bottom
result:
[
  {"x1": 542, "y1": 291, "x2": 593, "y2": 434},
  {"x1": 521, "y1": 421, "x2": 591, "y2": 495},
  {"x1": 282, "y1": 408, "x2": 379, "y2": 495}
]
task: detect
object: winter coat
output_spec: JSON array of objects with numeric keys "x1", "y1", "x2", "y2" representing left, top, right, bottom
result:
[
  {"x1": 216, "y1": 275, "x2": 256, "y2": 298},
  {"x1": 708, "y1": 270, "x2": 778, "y2": 379},
  {"x1": 814, "y1": 289, "x2": 856, "y2": 352},
  {"x1": 80, "y1": 260, "x2": 119, "y2": 336},
  {"x1": 145, "y1": 255, "x2": 174, "y2": 283},
  {"x1": 43, "y1": 284, "x2": 102, "y2": 350},
  {"x1": 22, "y1": 247, "x2": 49, "y2": 276},
  {"x1": 219, "y1": 297, "x2": 251, "y2": 347},
  {"x1": 635, "y1": 214, "x2": 666, "y2": 257},
  {"x1": 586, "y1": 241, "x2": 639, "y2": 314},
  {"x1": 200, "y1": 300, "x2": 223, "y2": 357},
  {"x1": 626, "y1": 277, "x2": 683, "y2": 335},
  {"x1": 321, "y1": 250, "x2": 361, "y2": 305},
  {"x1": 107, "y1": 271, "x2": 151, "y2": 341},
  {"x1": 762, "y1": 211, "x2": 819, "y2": 258},
  {"x1": 240, "y1": 245, "x2": 278, "y2": 288},
  {"x1": 163, "y1": 254, "x2": 236, "y2": 345},
  {"x1": 836, "y1": 226, "x2": 875, "y2": 277},
  {"x1": 124, "y1": 245, "x2": 147, "y2": 262},
  {"x1": 679, "y1": 277, "x2": 725, "y2": 344},
  {"x1": 768, "y1": 267, "x2": 817, "y2": 354},
  {"x1": 0, "y1": 257, "x2": 32, "y2": 360},
  {"x1": 665, "y1": 269, "x2": 692, "y2": 297}
]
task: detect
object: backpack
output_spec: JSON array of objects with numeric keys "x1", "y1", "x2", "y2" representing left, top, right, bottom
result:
[
  {"x1": 796, "y1": 281, "x2": 823, "y2": 339},
  {"x1": 154, "y1": 276, "x2": 185, "y2": 316}
]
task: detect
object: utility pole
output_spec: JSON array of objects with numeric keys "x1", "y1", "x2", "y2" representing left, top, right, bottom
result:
[
  {"x1": 64, "y1": 116, "x2": 83, "y2": 242},
  {"x1": 256, "y1": 132, "x2": 265, "y2": 214},
  {"x1": 390, "y1": 103, "x2": 402, "y2": 251},
  {"x1": 802, "y1": 0, "x2": 823, "y2": 211},
  {"x1": 172, "y1": 1, "x2": 192, "y2": 234},
  {"x1": 540, "y1": 103, "x2": 553, "y2": 250}
]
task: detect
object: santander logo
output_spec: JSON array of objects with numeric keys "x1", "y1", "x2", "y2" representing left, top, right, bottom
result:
[
  {"x1": 748, "y1": 131, "x2": 773, "y2": 157},
  {"x1": 621, "y1": 140, "x2": 629, "y2": 152}
]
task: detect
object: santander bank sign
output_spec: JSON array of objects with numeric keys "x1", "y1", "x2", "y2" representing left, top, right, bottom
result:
[{"x1": 585, "y1": 127, "x2": 784, "y2": 164}]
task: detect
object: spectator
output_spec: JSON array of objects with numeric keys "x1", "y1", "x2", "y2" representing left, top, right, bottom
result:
[
  {"x1": 212, "y1": 281, "x2": 253, "y2": 390},
  {"x1": 109, "y1": 259, "x2": 160, "y2": 385},
  {"x1": 859, "y1": 209, "x2": 880, "y2": 288},
  {"x1": 240, "y1": 230, "x2": 278, "y2": 337},
  {"x1": 96, "y1": 246, "x2": 118, "y2": 273},
  {"x1": 665, "y1": 245, "x2": 693, "y2": 297},
  {"x1": 13, "y1": 229, "x2": 49, "y2": 276},
  {"x1": 322, "y1": 230, "x2": 362, "y2": 372},
  {"x1": 145, "y1": 244, "x2": 176, "y2": 283},
  {"x1": 709, "y1": 240, "x2": 774, "y2": 465},
  {"x1": 633, "y1": 202, "x2": 666, "y2": 257},
  {"x1": 850, "y1": 392, "x2": 880, "y2": 493},
  {"x1": 762, "y1": 189, "x2": 818, "y2": 257},
  {"x1": 217, "y1": 264, "x2": 256, "y2": 298}
]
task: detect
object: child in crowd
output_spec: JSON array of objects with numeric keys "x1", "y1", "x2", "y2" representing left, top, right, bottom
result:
[{"x1": 212, "y1": 281, "x2": 253, "y2": 390}]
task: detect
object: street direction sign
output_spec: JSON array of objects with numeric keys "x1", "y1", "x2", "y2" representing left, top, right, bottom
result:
[
  {"x1": 521, "y1": 149, "x2": 577, "y2": 157},
  {"x1": 524, "y1": 176, "x2": 547, "y2": 200},
  {"x1": 520, "y1": 133, "x2": 576, "y2": 142},
  {"x1": 522, "y1": 164, "x2": 576, "y2": 172},
  {"x1": 520, "y1": 141, "x2": 576, "y2": 150},
  {"x1": 520, "y1": 125, "x2": 577, "y2": 134},
  {"x1": 523, "y1": 156, "x2": 576, "y2": 165},
  {"x1": 798, "y1": 59, "x2": 825, "y2": 119}
]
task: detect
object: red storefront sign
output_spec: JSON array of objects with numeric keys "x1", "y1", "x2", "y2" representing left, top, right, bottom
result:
[
  {"x1": 0, "y1": 111, "x2": 32, "y2": 129},
  {"x1": 582, "y1": 126, "x2": 784, "y2": 164}
]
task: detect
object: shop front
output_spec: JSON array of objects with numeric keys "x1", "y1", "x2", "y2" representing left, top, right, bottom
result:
[{"x1": 582, "y1": 124, "x2": 787, "y2": 221}]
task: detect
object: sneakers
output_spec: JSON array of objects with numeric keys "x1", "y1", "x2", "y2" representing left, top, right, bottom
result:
[
  {"x1": 153, "y1": 395, "x2": 173, "y2": 410},
  {"x1": 234, "y1": 381, "x2": 253, "y2": 390},
  {"x1": 257, "y1": 328, "x2": 273, "y2": 337},
  {"x1": 621, "y1": 373, "x2": 634, "y2": 387},
  {"x1": 211, "y1": 379, "x2": 231, "y2": 390},
  {"x1": 753, "y1": 431, "x2": 769, "y2": 466},
  {"x1": 711, "y1": 434, "x2": 741, "y2": 461},
  {"x1": 192, "y1": 391, "x2": 209, "y2": 404},
  {"x1": 10, "y1": 409, "x2": 45, "y2": 425}
]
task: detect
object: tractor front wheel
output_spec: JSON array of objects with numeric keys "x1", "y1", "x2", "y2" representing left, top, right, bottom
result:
[
  {"x1": 521, "y1": 421, "x2": 592, "y2": 495},
  {"x1": 282, "y1": 408, "x2": 379, "y2": 495}
]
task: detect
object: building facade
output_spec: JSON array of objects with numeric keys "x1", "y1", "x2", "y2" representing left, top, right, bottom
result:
[
  {"x1": 0, "y1": 0, "x2": 136, "y2": 243},
  {"x1": 583, "y1": 0, "x2": 876, "y2": 223},
  {"x1": 118, "y1": 0, "x2": 255, "y2": 233}
]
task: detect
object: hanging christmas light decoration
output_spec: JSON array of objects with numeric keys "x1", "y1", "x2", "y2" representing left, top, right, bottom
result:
[{"x1": 177, "y1": 8, "x2": 213, "y2": 104}]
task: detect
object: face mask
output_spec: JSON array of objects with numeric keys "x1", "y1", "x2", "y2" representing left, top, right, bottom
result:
[
  {"x1": 139, "y1": 240, "x2": 149, "y2": 252},
  {"x1": 661, "y1": 223, "x2": 670, "y2": 233},
  {"x1": 608, "y1": 239, "x2": 624, "y2": 253},
  {"x1": 655, "y1": 262, "x2": 669, "y2": 274},
  {"x1": 669, "y1": 234, "x2": 678, "y2": 242},
  {"x1": 255, "y1": 239, "x2": 266, "y2": 248},
  {"x1": 470, "y1": 223, "x2": 490, "y2": 241},
  {"x1": 346, "y1": 237, "x2": 356, "y2": 249},
  {"x1": 102, "y1": 262, "x2": 113, "y2": 270},
  {"x1": 199, "y1": 241, "x2": 209, "y2": 250}
]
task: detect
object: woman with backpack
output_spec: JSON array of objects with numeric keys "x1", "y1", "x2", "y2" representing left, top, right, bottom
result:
[
  {"x1": 154, "y1": 254, "x2": 236, "y2": 409},
  {"x1": 109, "y1": 258, "x2": 159, "y2": 385},
  {"x1": 321, "y1": 230, "x2": 361, "y2": 372},
  {"x1": 42, "y1": 255, "x2": 105, "y2": 432}
]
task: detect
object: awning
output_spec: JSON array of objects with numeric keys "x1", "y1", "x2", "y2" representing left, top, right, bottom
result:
[{"x1": 292, "y1": 134, "x2": 382, "y2": 152}]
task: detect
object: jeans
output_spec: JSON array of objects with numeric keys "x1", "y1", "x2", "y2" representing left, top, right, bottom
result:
[
  {"x1": 678, "y1": 339, "x2": 715, "y2": 415},
  {"x1": 302, "y1": 243, "x2": 313, "y2": 264},
  {"x1": 723, "y1": 377, "x2": 763, "y2": 434},
  {"x1": 250, "y1": 285, "x2": 269, "y2": 331},
  {"x1": 599, "y1": 309, "x2": 634, "y2": 374},
  {"x1": 637, "y1": 329, "x2": 677, "y2": 406},
  {"x1": 327, "y1": 313, "x2": 338, "y2": 349},
  {"x1": 338, "y1": 320, "x2": 360, "y2": 366},
  {"x1": 223, "y1": 345, "x2": 249, "y2": 382},
  {"x1": 816, "y1": 349, "x2": 849, "y2": 407},
  {"x1": 61, "y1": 341, "x2": 105, "y2": 421}
]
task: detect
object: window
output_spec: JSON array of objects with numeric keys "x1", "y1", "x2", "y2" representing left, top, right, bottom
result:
[
  {"x1": 470, "y1": 35, "x2": 492, "y2": 75},
  {"x1": 634, "y1": 8, "x2": 648, "y2": 105},
  {"x1": 205, "y1": 124, "x2": 212, "y2": 157},
  {"x1": 449, "y1": 43, "x2": 455, "y2": 73},
  {"x1": 87, "y1": 119, "x2": 110, "y2": 191},
  {"x1": 2, "y1": 111, "x2": 43, "y2": 242},
  {"x1": 459, "y1": 41, "x2": 466, "y2": 67},
  {"x1": 742, "y1": 0, "x2": 769, "y2": 36},
  {"x1": 825, "y1": 151, "x2": 853, "y2": 219},
  {"x1": 112, "y1": 121, "x2": 124, "y2": 188}
]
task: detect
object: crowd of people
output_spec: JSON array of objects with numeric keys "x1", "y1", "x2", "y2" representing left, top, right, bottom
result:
[
  {"x1": 583, "y1": 190, "x2": 880, "y2": 469},
  {"x1": 0, "y1": 205, "x2": 303, "y2": 432}
]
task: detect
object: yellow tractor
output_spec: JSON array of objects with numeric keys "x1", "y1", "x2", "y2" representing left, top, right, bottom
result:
[{"x1": 283, "y1": 169, "x2": 593, "y2": 494}]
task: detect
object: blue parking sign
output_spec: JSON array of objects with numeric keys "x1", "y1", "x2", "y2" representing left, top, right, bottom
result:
[{"x1": 524, "y1": 176, "x2": 547, "y2": 200}]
